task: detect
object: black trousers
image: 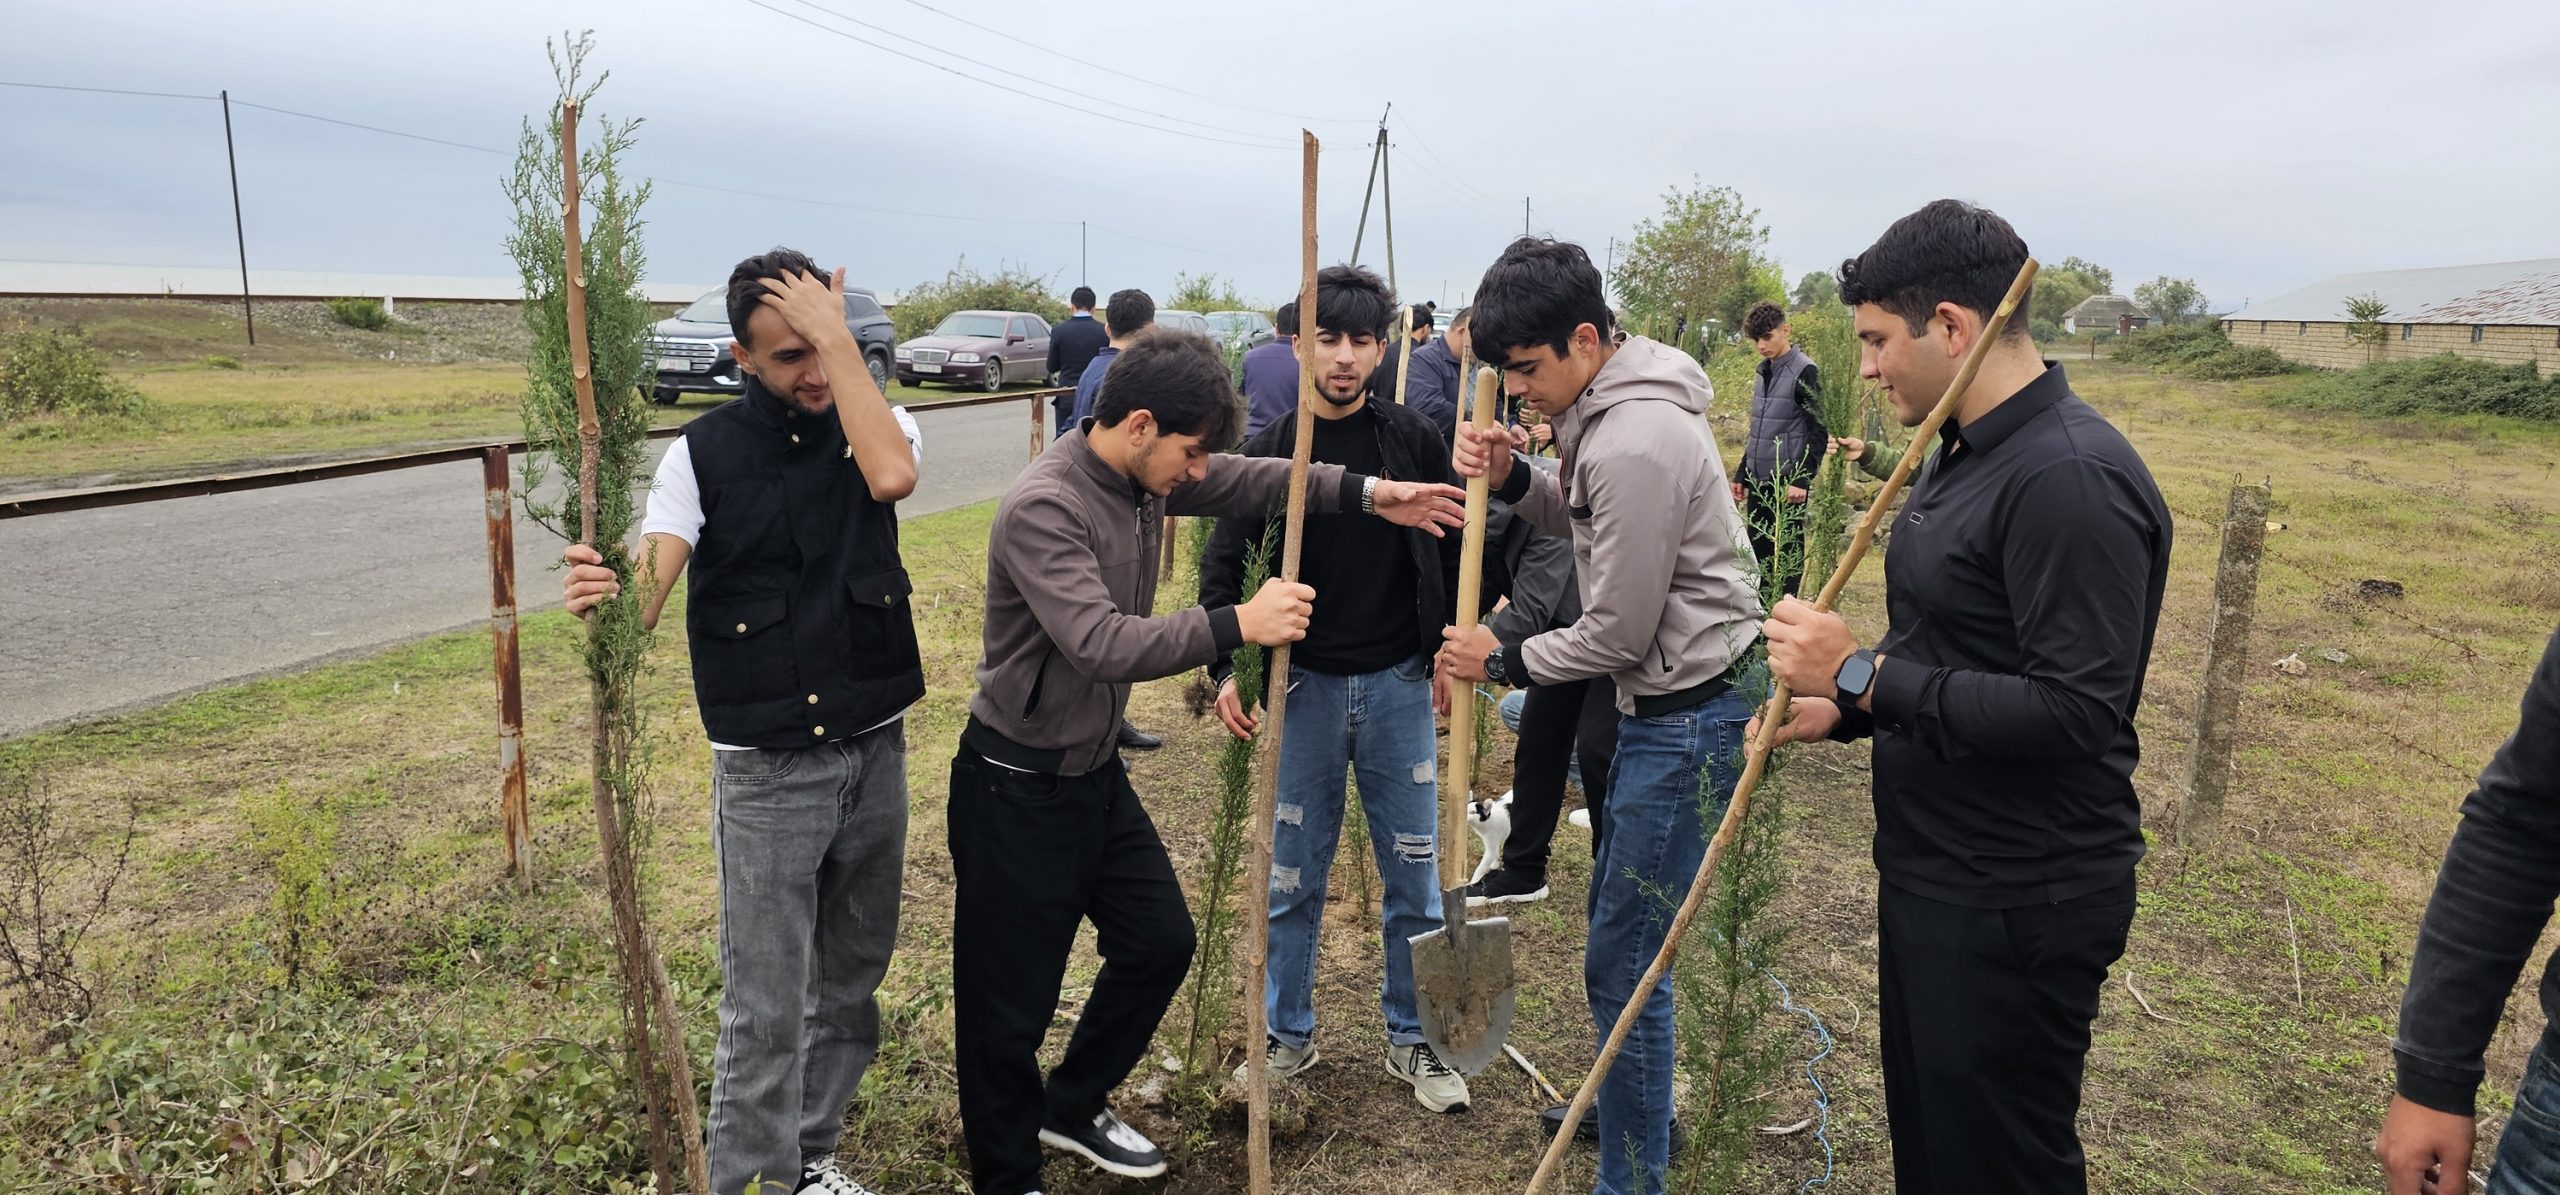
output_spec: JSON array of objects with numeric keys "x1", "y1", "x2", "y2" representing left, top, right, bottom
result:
[
  {"x1": 1876, "y1": 877, "x2": 2137, "y2": 1195},
  {"x1": 1742, "y1": 484, "x2": 1809, "y2": 597},
  {"x1": 947, "y1": 750, "x2": 1197, "y2": 1195},
  {"x1": 1503, "y1": 675, "x2": 1620, "y2": 880}
]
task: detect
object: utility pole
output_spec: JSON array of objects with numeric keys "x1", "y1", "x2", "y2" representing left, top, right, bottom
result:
[
  {"x1": 220, "y1": 89, "x2": 255, "y2": 347},
  {"x1": 1523, "y1": 197, "x2": 1530, "y2": 237},
  {"x1": 1349, "y1": 104, "x2": 1390, "y2": 266},
  {"x1": 1080, "y1": 220, "x2": 1087, "y2": 289}
]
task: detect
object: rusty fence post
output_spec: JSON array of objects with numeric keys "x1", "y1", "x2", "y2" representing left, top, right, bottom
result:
[
  {"x1": 2177, "y1": 478, "x2": 2271, "y2": 847},
  {"x1": 483, "y1": 445, "x2": 533, "y2": 885},
  {"x1": 1161, "y1": 516, "x2": 1180, "y2": 586},
  {"x1": 1029, "y1": 390, "x2": 1044, "y2": 462}
]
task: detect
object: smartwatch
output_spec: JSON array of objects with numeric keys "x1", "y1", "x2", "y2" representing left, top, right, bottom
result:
[
  {"x1": 1483, "y1": 648, "x2": 1511, "y2": 687},
  {"x1": 1834, "y1": 648, "x2": 1878, "y2": 703}
]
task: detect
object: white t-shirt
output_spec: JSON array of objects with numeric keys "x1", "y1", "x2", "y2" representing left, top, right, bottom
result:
[{"x1": 643, "y1": 405, "x2": 924, "y2": 750}]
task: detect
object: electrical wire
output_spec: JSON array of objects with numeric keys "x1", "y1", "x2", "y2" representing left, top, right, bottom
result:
[
  {"x1": 0, "y1": 79, "x2": 213, "y2": 102},
  {"x1": 743, "y1": 0, "x2": 1289, "y2": 150},
  {"x1": 1393, "y1": 109, "x2": 1508, "y2": 207},
  {"x1": 773, "y1": 0, "x2": 1291, "y2": 146},
  {"x1": 883, "y1": 0, "x2": 1369, "y2": 126},
  {"x1": 1753, "y1": 960, "x2": 1837, "y2": 1193}
]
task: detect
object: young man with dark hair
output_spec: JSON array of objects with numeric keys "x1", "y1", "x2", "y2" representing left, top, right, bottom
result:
[
  {"x1": 954, "y1": 327, "x2": 1464, "y2": 1195},
  {"x1": 1066, "y1": 287, "x2": 1170, "y2": 751},
  {"x1": 1239, "y1": 299, "x2": 1300, "y2": 438},
  {"x1": 1047, "y1": 285, "x2": 1108, "y2": 437},
  {"x1": 561, "y1": 248, "x2": 924, "y2": 1195},
  {"x1": 1756, "y1": 199, "x2": 2170, "y2": 1195},
  {"x1": 2376, "y1": 627, "x2": 2560, "y2": 1195},
  {"x1": 1067, "y1": 288, "x2": 1157, "y2": 430},
  {"x1": 1735, "y1": 299, "x2": 1824, "y2": 593},
  {"x1": 1202, "y1": 265, "x2": 1472, "y2": 1112},
  {"x1": 1399, "y1": 305, "x2": 1471, "y2": 442},
  {"x1": 1439, "y1": 237, "x2": 1763, "y2": 1195}
]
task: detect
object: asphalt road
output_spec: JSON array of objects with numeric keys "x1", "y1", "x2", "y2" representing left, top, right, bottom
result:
[{"x1": 0, "y1": 399, "x2": 1040, "y2": 739}]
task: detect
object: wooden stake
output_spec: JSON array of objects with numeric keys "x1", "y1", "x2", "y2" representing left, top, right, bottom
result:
[
  {"x1": 1244, "y1": 130, "x2": 1320, "y2": 1195},
  {"x1": 1524, "y1": 258, "x2": 2041, "y2": 1195}
]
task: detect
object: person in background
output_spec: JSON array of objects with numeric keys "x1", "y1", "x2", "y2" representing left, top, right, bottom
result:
[
  {"x1": 1240, "y1": 299, "x2": 1301, "y2": 439},
  {"x1": 1734, "y1": 300, "x2": 1823, "y2": 595},
  {"x1": 1366, "y1": 302, "x2": 1437, "y2": 406},
  {"x1": 1399, "y1": 305, "x2": 1471, "y2": 442},
  {"x1": 2376, "y1": 628, "x2": 2560, "y2": 1194},
  {"x1": 1067, "y1": 288, "x2": 1155, "y2": 431},
  {"x1": 1047, "y1": 286, "x2": 1109, "y2": 437}
]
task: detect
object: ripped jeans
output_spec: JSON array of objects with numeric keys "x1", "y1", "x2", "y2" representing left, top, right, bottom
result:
[{"x1": 1263, "y1": 655, "x2": 1444, "y2": 1051}]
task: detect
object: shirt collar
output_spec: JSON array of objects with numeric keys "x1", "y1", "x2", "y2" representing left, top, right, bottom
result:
[
  {"x1": 741, "y1": 376, "x2": 840, "y2": 445},
  {"x1": 1064, "y1": 423, "x2": 1144, "y2": 498},
  {"x1": 1944, "y1": 361, "x2": 2069, "y2": 456}
]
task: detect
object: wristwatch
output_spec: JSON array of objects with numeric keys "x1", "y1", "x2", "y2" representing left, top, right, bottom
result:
[
  {"x1": 1483, "y1": 647, "x2": 1511, "y2": 687},
  {"x1": 1360, "y1": 475, "x2": 1379, "y2": 514},
  {"x1": 1834, "y1": 648, "x2": 1879, "y2": 702}
]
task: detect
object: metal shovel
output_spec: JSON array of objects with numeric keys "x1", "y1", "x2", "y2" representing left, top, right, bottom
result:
[{"x1": 1408, "y1": 365, "x2": 1516, "y2": 1074}]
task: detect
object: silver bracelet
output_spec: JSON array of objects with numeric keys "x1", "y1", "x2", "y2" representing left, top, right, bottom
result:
[{"x1": 1360, "y1": 475, "x2": 1378, "y2": 514}]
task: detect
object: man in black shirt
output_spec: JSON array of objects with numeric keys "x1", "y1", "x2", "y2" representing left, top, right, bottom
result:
[
  {"x1": 1047, "y1": 286, "x2": 1109, "y2": 436},
  {"x1": 1200, "y1": 265, "x2": 1472, "y2": 1113},
  {"x1": 1756, "y1": 200, "x2": 2170, "y2": 1195}
]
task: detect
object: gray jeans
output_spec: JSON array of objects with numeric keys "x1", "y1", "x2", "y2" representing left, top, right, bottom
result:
[{"x1": 705, "y1": 721, "x2": 908, "y2": 1195}]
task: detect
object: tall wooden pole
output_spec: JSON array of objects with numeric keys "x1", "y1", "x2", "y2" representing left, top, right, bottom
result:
[
  {"x1": 219, "y1": 90, "x2": 255, "y2": 347},
  {"x1": 1244, "y1": 129, "x2": 1320, "y2": 1195},
  {"x1": 1523, "y1": 258, "x2": 2041, "y2": 1194},
  {"x1": 482, "y1": 445, "x2": 531, "y2": 887},
  {"x1": 2177, "y1": 478, "x2": 2271, "y2": 845}
]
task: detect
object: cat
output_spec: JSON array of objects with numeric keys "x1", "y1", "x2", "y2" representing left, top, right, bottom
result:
[{"x1": 1466, "y1": 790, "x2": 1513, "y2": 885}]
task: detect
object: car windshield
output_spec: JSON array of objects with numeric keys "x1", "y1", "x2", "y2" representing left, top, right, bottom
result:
[
  {"x1": 931, "y1": 313, "x2": 1008, "y2": 338},
  {"x1": 1204, "y1": 314, "x2": 1245, "y2": 333},
  {"x1": 677, "y1": 290, "x2": 727, "y2": 325}
]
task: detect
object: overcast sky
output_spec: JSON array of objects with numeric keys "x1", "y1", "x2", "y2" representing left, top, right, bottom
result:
[{"x1": 7, "y1": 0, "x2": 2557, "y2": 315}]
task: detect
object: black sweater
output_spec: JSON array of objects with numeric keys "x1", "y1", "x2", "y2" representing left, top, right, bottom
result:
[{"x1": 2394, "y1": 626, "x2": 2560, "y2": 1115}]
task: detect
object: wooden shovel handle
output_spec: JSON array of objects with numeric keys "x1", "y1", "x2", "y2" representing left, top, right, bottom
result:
[{"x1": 1443, "y1": 367, "x2": 1500, "y2": 890}]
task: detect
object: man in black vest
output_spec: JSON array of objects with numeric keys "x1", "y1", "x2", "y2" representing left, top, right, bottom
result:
[
  {"x1": 564, "y1": 248, "x2": 923, "y2": 1195},
  {"x1": 1735, "y1": 299, "x2": 1824, "y2": 595}
]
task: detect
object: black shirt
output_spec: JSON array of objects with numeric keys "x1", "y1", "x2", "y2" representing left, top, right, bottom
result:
[
  {"x1": 1833, "y1": 363, "x2": 2171, "y2": 908},
  {"x1": 1294, "y1": 410, "x2": 1421, "y2": 675}
]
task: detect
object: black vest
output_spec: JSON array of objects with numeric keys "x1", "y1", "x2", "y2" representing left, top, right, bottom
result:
[{"x1": 682, "y1": 379, "x2": 923, "y2": 748}]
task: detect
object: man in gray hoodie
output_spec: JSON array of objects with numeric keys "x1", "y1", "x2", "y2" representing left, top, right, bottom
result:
[{"x1": 1439, "y1": 237, "x2": 1763, "y2": 1195}]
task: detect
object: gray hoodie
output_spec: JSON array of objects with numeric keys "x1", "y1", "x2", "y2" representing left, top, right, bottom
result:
[{"x1": 1494, "y1": 334, "x2": 1763, "y2": 713}]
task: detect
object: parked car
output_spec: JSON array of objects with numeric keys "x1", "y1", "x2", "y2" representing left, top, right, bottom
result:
[
  {"x1": 1205, "y1": 310, "x2": 1277, "y2": 350},
  {"x1": 648, "y1": 286, "x2": 895, "y2": 405},
  {"x1": 1155, "y1": 309, "x2": 1215, "y2": 339},
  {"x1": 895, "y1": 310, "x2": 1053, "y2": 391}
]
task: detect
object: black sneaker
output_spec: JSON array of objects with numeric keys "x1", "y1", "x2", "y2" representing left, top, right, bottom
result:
[
  {"x1": 1465, "y1": 867, "x2": 1551, "y2": 909},
  {"x1": 1038, "y1": 1107, "x2": 1167, "y2": 1179},
  {"x1": 1116, "y1": 719, "x2": 1164, "y2": 751},
  {"x1": 795, "y1": 1157, "x2": 880, "y2": 1195}
]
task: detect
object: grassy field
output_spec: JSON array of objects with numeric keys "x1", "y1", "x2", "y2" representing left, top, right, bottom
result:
[
  {"x1": 3, "y1": 358, "x2": 2557, "y2": 1191},
  {"x1": 0, "y1": 297, "x2": 1060, "y2": 491}
]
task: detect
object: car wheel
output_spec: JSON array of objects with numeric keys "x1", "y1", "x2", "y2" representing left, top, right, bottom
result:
[
  {"x1": 867, "y1": 352, "x2": 891, "y2": 393},
  {"x1": 651, "y1": 388, "x2": 680, "y2": 406},
  {"x1": 982, "y1": 359, "x2": 1005, "y2": 392}
]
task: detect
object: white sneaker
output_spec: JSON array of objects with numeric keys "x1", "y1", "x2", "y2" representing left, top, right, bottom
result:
[
  {"x1": 1232, "y1": 1035, "x2": 1321, "y2": 1086},
  {"x1": 795, "y1": 1156, "x2": 881, "y2": 1195},
  {"x1": 1385, "y1": 1042, "x2": 1471, "y2": 1113},
  {"x1": 1567, "y1": 808, "x2": 1592, "y2": 830}
]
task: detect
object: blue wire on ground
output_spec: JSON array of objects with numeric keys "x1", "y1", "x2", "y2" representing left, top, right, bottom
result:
[{"x1": 1751, "y1": 961, "x2": 1837, "y2": 1192}]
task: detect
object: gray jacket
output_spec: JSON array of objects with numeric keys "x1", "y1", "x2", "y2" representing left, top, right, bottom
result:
[
  {"x1": 969, "y1": 426, "x2": 1360, "y2": 775},
  {"x1": 1740, "y1": 347, "x2": 1824, "y2": 487},
  {"x1": 1496, "y1": 334, "x2": 1763, "y2": 713},
  {"x1": 1486, "y1": 458, "x2": 1578, "y2": 646}
]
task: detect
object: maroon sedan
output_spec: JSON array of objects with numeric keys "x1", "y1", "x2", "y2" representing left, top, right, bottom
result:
[{"x1": 895, "y1": 309, "x2": 1053, "y2": 391}]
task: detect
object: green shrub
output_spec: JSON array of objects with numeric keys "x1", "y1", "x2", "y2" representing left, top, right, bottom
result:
[
  {"x1": 2029, "y1": 317, "x2": 2065, "y2": 342},
  {"x1": 892, "y1": 260, "x2": 1068, "y2": 343},
  {"x1": 326, "y1": 296, "x2": 394, "y2": 331},
  {"x1": 0, "y1": 326, "x2": 150, "y2": 422},
  {"x1": 2181, "y1": 344, "x2": 2299, "y2": 380},
  {"x1": 203, "y1": 354, "x2": 243, "y2": 370},
  {"x1": 2114, "y1": 320, "x2": 2232, "y2": 367},
  {"x1": 2277, "y1": 354, "x2": 2560, "y2": 421}
]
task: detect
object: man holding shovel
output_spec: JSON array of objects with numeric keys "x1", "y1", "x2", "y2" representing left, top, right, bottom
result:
[
  {"x1": 561, "y1": 249, "x2": 924, "y2": 1195},
  {"x1": 1756, "y1": 200, "x2": 2170, "y2": 1195},
  {"x1": 1438, "y1": 237, "x2": 1764, "y2": 1195},
  {"x1": 953, "y1": 327, "x2": 1463, "y2": 1195},
  {"x1": 1201, "y1": 264, "x2": 1472, "y2": 1113}
]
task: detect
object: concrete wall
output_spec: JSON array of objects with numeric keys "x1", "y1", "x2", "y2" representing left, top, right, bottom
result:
[{"x1": 2226, "y1": 319, "x2": 2560, "y2": 375}]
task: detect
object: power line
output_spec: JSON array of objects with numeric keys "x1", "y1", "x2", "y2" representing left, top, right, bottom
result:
[
  {"x1": 1390, "y1": 146, "x2": 1509, "y2": 214},
  {"x1": 1088, "y1": 223, "x2": 1287, "y2": 266},
  {"x1": 775, "y1": 0, "x2": 1290, "y2": 146},
  {"x1": 742, "y1": 0, "x2": 1289, "y2": 150},
  {"x1": 230, "y1": 98, "x2": 506, "y2": 156},
  {"x1": 883, "y1": 0, "x2": 1369, "y2": 127},
  {"x1": 1393, "y1": 110, "x2": 1506, "y2": 207},
  {"x1": 0, "y1": 78, "x2": 215, "y2": 102}
]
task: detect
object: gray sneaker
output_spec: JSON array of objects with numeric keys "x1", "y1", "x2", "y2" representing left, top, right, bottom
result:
[
  {"x1": 1232, "y1": 1035, "x2": 1320, "y2": 1085},
  {"x1": 1385, "y1": 1042, "x2": 1471, "y2": 1113}
]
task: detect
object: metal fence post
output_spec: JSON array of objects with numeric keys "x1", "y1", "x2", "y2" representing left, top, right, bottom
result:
[
  {"x1": 482, "y1": 445, "x2": 532, "y2": 885},
  {"x1": 2178, "y1": 478, "x2": 2272, "y2": 846}
]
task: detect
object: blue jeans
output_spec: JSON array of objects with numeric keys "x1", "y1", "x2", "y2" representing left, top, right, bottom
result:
[
  {"x1": 1586, "y1": 688, "x2": 1754, "y2": 1195},
  {"x1": 2492, "y1": 1035, "x2": 2560, "y2": 1193},
  {"x1": 1265, "y1": 656, "x2": 1444, "y2": 1050}
]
